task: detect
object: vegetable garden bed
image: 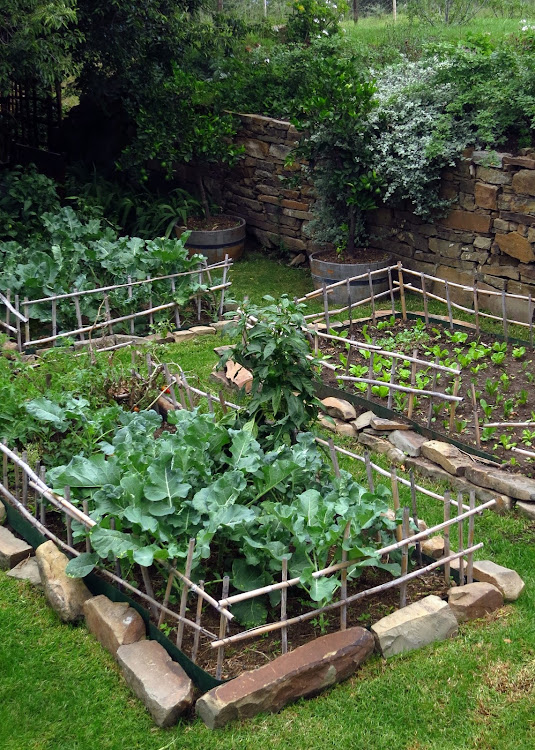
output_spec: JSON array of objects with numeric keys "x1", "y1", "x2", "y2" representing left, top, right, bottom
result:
[{"x1": 300, "y1": 263, "x2": 535, "y2": 477}]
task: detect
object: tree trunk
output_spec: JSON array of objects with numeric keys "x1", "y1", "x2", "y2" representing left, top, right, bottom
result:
[{"x1": 352, "y1": 0, "x2": 359, "y2": 22}]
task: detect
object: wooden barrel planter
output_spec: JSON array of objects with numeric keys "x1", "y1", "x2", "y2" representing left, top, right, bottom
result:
[
  {"x1": 310, "y1": 250, "x2": 392, "y2": 306},
  {"x1": 175, "y1": 216, "x2": 246, "y2": 264}
]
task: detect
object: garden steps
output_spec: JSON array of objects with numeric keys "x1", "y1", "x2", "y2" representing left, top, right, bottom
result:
[{"x1": 196, "y1": 626, "x2": 375, "y2": 729}]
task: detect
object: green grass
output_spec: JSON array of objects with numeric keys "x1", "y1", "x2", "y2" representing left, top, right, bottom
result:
[{"x1": 1, "y1": 252, "x2": 535, "y2": 748}]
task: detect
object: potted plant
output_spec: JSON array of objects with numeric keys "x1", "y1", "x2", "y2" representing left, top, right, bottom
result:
[{"x1": 292, "y1": 58, "x2": 391, "y2": 304}]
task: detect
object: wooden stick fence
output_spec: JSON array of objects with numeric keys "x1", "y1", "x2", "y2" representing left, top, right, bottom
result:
[{"x1": 2, "y1": 257, "x2": 232, "y2": 352}]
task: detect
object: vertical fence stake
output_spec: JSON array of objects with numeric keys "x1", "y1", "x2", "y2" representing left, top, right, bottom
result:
[
  {"x1": 51, "y1": 298, "x2": 57, "y2": 339},
  {"x1": 340, "y1": 520, "x2": 350, "y2": 631},
  {"x1": 322, "y1": 282, "x2": 330, "y2": 332},
  {"x1": 82, "y1": 499, "x2": 91, "y2": 553},
  {"x1": 21, "y1": 450, "x2": 28, "y2": 508},
  {"x1": 64, "y1": 486, "x2": 73, "y2": 547},
  {"x1": 397, "y1": 263, "x2": 407, "y2": 321},
  {"x1": 367, "y1": 350, "x2": 375, "y2": 400},
  {"x1": 128, "y1": 276, "x2": 135, "y2": 335},
  {"x1": 176, "y1": 539, "x2": 196, "y2": 649},
  {"x1": 387, "y1": 359, "x2": 396, "y2": 410},
  {"x1": 140, "y1": 566, "x2": 159, "y2": 620},
  {"x1": 347, "y1": 279, "x2": 353, "y2": 333},
  {"x1": 104, "y1": 294, "x2": 113, "y2": 336},
  {"x1": 457, "y1": 492, "x2": 465, "y2": 585},
  {"x1": 529, "y1": 293, "x2": 534, "y2": 349},
  {"x1": 39, "y1": 466, "x2": 46, "y2": 525},
  {"x1": 399, "y1": 507, "x2": 410, "y2": 608},
  {"x1": 445, "y1": 281, "x2": 453, "y2": 329},
  {"x1": 471, "y1": 382, "x2": 481, "y2": 448},
  {"x1": 197, "y1": 268, "x2": 203, "y2": 322},
  {"x1": 426, "y1": 357, "x2": 439, "y2": 429},
  {"x1": 501, "y1": 289, "x2": 508, "y2": 341},
  {"x1": 218, "y1": 255, "x2": 230, "y2": 320},
  {"x1": 364, "y1": 451, "x2": 374, "y2": 494},
  {"x1": 368, "y1": 271, "x2": 376, "y2": 324},
  {"x1": 23, "y1": 298, "x2": 30, "y2": 347},
  {"x1": 388, "y1": 266, "x2": 395, "y2": 315},
  {"x1": 407, "y1": 348, "x2": 418, "y2": 419},
  {"x1": 443, "y1": 491, "x2": 451, "y2": 585},
  {"x1": 328, "y1": 438, "x2": 340, "y2": 478},
  {"x1": 390, "y1": 467, "x2": 403, "y2": 543},
  {"x1": 73, "y1": 290, "x2": 85, "y2": 342},
  {"x1": 409, "y1": 470, "x2": 422, "y2": 567},
  {"x1": 473, "y1": 279, "x2": 480, "y2": 336},
  {"x1": 466, "y1": 491, "x2": 475, "y2": 584},
  {"x1": 281, "y1": 559, "x2": 288, "y2": 654},
  {"x1": 448, "y1": 375, "x2": 461, "y2": 433},
  {"x1": 14, "y1": 295, "x2": 22, "y2": 351},
  {"x1": 421, "y1": 273, "x2": 429, "y2": 325},
  {"x1": 216, "y1": 576, "x2": 230, "y2": 680},
  {"x1": 190, "y1": 580, "x2": 204, "y2": 664}
]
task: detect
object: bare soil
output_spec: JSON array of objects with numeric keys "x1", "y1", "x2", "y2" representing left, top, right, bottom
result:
[
  {"x1": 315, "y1": 247, "x2": 391, "y2": 264},
  {"x1": 184, "y1": 216, "x2": 241, "y2": 232}
]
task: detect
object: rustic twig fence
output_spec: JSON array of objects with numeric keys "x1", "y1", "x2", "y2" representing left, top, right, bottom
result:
[
  {"x1": 0, "y1": 367, "x2": 495, "y2": 678},
  {"x1": 0, "y1": 257, "x2": 232, "y2": 353}
]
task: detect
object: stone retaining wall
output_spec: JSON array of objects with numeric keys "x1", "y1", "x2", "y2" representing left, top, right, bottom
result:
[{"x1": 220, "y1": 116, "x2": 535, "y2": 311}]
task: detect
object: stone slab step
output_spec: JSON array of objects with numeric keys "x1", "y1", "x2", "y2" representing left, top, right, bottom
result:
[
  {"x1": 371, "y1": 595, "x2": 458, "y2": 658},
  {"x1": 196, "y1": 626, "x2": 375, "y2": 729},
  {"x1": 0, "y1": 526, "x2": 33, "y2": 570},
  {"x1": 464, "y1": 465, "x2": 535, "y2": 502},
  {"x1": 117, "y1": 640, "x2": 194, "y2": 727},
  {"x1": 6, "y1": 557, "x2": 42, "y2": 587}
]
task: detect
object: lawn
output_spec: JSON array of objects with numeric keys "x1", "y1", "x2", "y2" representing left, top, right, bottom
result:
[{"x1": 1, "y1": 250, "x2": 534, "y2": 749}]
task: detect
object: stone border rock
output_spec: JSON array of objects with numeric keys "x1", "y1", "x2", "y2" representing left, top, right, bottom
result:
[{"x1": 318, "y1": 398, "x2": 535, "y2": 516}]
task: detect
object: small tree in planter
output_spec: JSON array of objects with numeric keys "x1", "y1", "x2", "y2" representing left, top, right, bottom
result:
[{"x1": 292, "y1": 58, "x2": 384, "y2": 258}]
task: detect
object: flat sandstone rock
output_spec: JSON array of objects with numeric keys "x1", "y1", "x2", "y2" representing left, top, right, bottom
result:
[
  {"x1": 84, "y1": 595, "x2": 146, "y2": 657},
  {"x1": 196, "y1": 626, "x2": 375, "y2": 729},
  {"x1": 6, "y1": 557, "x2": 42, "y2": 587},
  {"x1": 0, "y1": 526, "x2": 33, "y2": 570},
  {"x1": 447, "y1": 582, "x2": 503, "y2": 623},
  {"x1": 117, "y1": 640, "x2": 194, "y2": 727},
  {"x1": 320, "y1": 397, "x2": 357, "y2": 422},
  {"x1": 371, "y1": 595, "x2": 458, "y2": 658},
  {"x1": 471, "y1": 560, "x2": 525, "y2": 601}
]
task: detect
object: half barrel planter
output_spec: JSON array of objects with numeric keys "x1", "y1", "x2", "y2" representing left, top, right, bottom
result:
[
  {"x1": 310, "y1": 250, "x2": 393, "y2": 306},
  {"x1": 175, "y1": 217, "x2": 246, "y2": 264}
]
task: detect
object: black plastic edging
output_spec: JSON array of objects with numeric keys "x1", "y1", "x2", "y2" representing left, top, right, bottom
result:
[{"x1": 4, "y1": 502, "x2": 221, "y2": 693}]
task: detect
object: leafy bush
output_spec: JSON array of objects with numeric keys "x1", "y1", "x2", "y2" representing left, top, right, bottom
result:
[
  {"x1": 0, "y1": 165, "x2": 61, "y2": 242},
  {"x1": 285, "y1": 0, "x2": 348, "y2": 44}
]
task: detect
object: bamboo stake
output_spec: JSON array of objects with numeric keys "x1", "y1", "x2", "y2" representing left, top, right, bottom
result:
[
  {"x1": 212, "y1": 544, "x2": 484, "y2": 648},
  {"x1": 176, "y1": 539, "x2": 196, "y2": 649},
  {"x1": 140, "y1": 565, "x2": 159, "y2": 619},
  {"x1": 328, "y1": 438, "x2": 341, "y2": 477},
  {"x1": 445, "y1": 280, "x2": 453, "y2": 329},
  {"x1": 466, "y1": 491, "x2": 475, "y2": 584},
  {"x1": 421, "y1": 273, "x2": 429, "y2": 324},
  {"x1": 128, "y1": 276, "x2": 135, "y2": 335},
  {"x1": 471, "y1": 382, "x2": 481, "y2": 448},
  {"x1": 281, "y1": 559, "x2": 288, "y2": 654},
  {"x1": 216, "y1": 576, "x2": 230, "y2": 680},
  {"x1": 82, "y1": 500, "x2": 91, "y2": 552},
  {"x1": 219, "y1": 255, "x2": 230, "y2": 319},
  {"x1": 73, "y1": 290, "x2": 85, "y2": 342},
  {"x1": 322, "y1": 282, "x2": 330, "y2": 332},
  {"x1": 0, "y1": 290, "x2": 27, "y2": 322},
  {"x1": 162, "y1": 363, "x2": 179, "y2": 409},
  {"x1": 448, "y1": 374, "x2": 461, "y2": 432},
  {"x1": 21, "y1": 450, "x2": 28, "y2": 508},
  {"x1": 410, "y1": 470, "x2": 422, "y2": 567},
  {"x1": 501, "y1": 289, "x2": 508, "y2": 341},
  {"x1": 14, "y1": 295, "x2": 22, "y2": 351},
  {"x1": 51, "y1": 298, "x2": 57, "y2": 339},
  {"x1": 218, "y1": 392, "x2": 228, "y2": 415},
  {"x1": 340, "y1": 520, "x2": 351, "y2": 631},
  {"x1": 104, "y1": 294, "x2": 113, "y2": 336},
  {"x1": 457, "y1": 492, "x2": 465, "y2": 585},
  {"x1": 347, "y1": 279, "x2": 353, "y2": 334},
  {"x1": 23, "y1": 298, "x2": 30, "y2": 346},
  {"x1": 1, "y1": 440, "x2": 7, "y2": 491},
  {"x1": 364, "y1": 451, "x2": 374, "y2": 493},
  {"x1": 390, "y1": 467, "x2": 403, "y2": 543},
  {"x1": 443, "y1": 491, "x2": 451, "y2": 584},
  {"x1": 191, "y1": 580, "x2": 205, "y2": 662},
  {"x1": 157, "y1": 560, "x2": 177, "y2": 629},
  {"x1": 399, "y1": 508, "x2": 410, "y2": 608},
  {"x1": 388, "y1": 266, "x2": 395, "y2": 314},
  {"x1": 397, "y1": 263, "x2": 407, "y2": 321},
  {"x1": 426, "y1": 356, "x2": 439, "y2": 428},
  {"x1": 173, "y1": 568, "x2": 233, "y2": 620},
  {"x1": 510, "y1": 446, "x2": 535, "y2": 458},
  {"x1": 368, "y1": 271, "x2": 376, "y2": 324},
  {"x1": 367, "y1": 351, "x2": 374, "y2": 400},
  {"x1": 473, "y1": 280, "x2": 480, "y2": 335},
  {"x1": 180, "y1": 370, "x2": 195, "y2": 410},
  {"x1": 529, "y1": 293, "x2": 533, "y2": 349},
  {"x1": 387, "y1": 359, "x2": 396, "y2": 410},
  {"x1": 407, "y1": 348, "x2": 418, "y2": 419},
  {"x1": 483, "y1": 421, "x2": 535, "y2": 428},
  {"x1": 109, "y1": 517, "x2": 122, "y2": 582},
  {"x1": 39, "y1": 467, "x2": 46, "y2": 524}
]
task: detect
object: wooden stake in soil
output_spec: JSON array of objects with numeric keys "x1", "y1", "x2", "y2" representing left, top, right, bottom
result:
[
  {"x1": 443, "y1": 491, "x2": 451, "y2": 584},
  {"x1": 448, "y1": 375, "x2": 461, "y2": 433},
  {"x1": 466, "y1": 491, "x2": 475, "y2": 584},
  {"x1": 281, "y1": 558, "x2": 288, "y2": 654},
  {"x1": 368, "y1": 271, "x2": 376, "y2": 324},
  {"x1": 387, "y1": 359, "x2": 396, "y2": 410},
  {"x1": 407, "y1": 348, "x2": 418, "y2": 419},
  {"x1": 147, "y1": 276, "x2": 154, "y2": 328},
  {"x1": 128, "y1": 276, "x2": 135, "y2": 335},
  {"x1": 39, "y1": 466, "x2": 46, "y2": 525},
  {"x1": 51, "y1": 298, "x2": 57, "y2": 338},
  {"x1": 322, "y1": 282, "x2": 330, "y2": 332},
  {"x1": 473, "y1": 280, "x2": 480, "y2": 335},
  {"x1": 471, "y1": 382, "x2": 481, "y2": 449},
  {"x1": 73, "y1": 290, "x2": 85, "y2": 342},
  {"x1": 347, "y1": 279, "x2": 353, "y2": 334},
  {"x1": 82, "y1": 499, "x2": 91, "y2": 553},
  {"x1": 397, "y1": 263, "x2": 407, "y2": 321},
  {"x1": 426, "y1": 356, "x2": 440, "y2": 429},
  {"x1": 218, "y1": 255, "x2": 230, "y2": 319},
  {"x1": 410, "y1": 470, "x2": 422, "y2": 567},
  {"x1": 14, "y1": 295, "x2": 22, "y2": 351},
  {"x1": 390, "y1": 467, "x2": 403, "y2": 543},
  {"x1": 367, "y1": 350, "x2": 375, "y2": 400},
  {"x1": 191, "y1": 580, "x2": 205, "y2": 663},
  {"x1": 421, "y1": 273, "x2": 429, "y2": 325},
  {"x1": 457, "y1": 492, "x2": 465, "y2": 585},
  {"x1": 176, "y1": 538, "x2": 196, "y2": 649},
  {"x1": 23, "y1": 298, "x2": 30, "y2": 346},
  {"x1": 501, "y1": 289, "x2": 508, "y2": 341},
  {"x1": 529, "y1": 293, "x2": 534, "y2": 349},
  {"x1": 140, "y1": 565, "x2": 159, "y2": 620},
  {"x1": 399, "y1": 507, "x2": 410, "y2": 608},
  {"x1": 328, "y1": 438, "x2": 341, "y2": 478},
  {"x1": 340, "y1": 520, "x2": 351, "y2": 631},
  {"x1": 388, "y1": 266, "x2": 395, "y2": 314},
  {"x1": 216, "y1": 576, "x2": 230, "y2": 680},
  {"x1": 197, "y1": 269, "x2": 203, "y2": 322},
  {"x1": 21, "y1": 450, "x2": 28, "y2": 508},
  {"x1": 445, "y1": 280, "x2": 453, "y2": 329},
  {"x1": 104, "y1": 294, "x2": 113, "y2": 336}
]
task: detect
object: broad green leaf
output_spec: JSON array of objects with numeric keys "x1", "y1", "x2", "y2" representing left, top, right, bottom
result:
[
  {"x1": 90, "y1": 527, "x2": 141, "y2": 559},
  {"x1": 144, "y1": 465, "x2": 191, "y2": 504},
  {"x1": 231, "y1": 598, "x2": 268, "y2": 628},
  {"x1": 232, "y1": 559, "x2": 270, "y2": 592},
  {"x1": 25, "y1": 398, "x2": 69, "y2": 431},
  {"x1": 123, "y1": 506, "x2": 158, "y2": 533},
  {"x1": 228, "y1": 429, "x2": 262, "y2": 472},
  {"x1": 307, "y1": 576, "x2": 339, "y2": 602},
  {"x1": 65, "y1": 552, "x2": 99, "y2": 578},
  {"x1": 48, "y1": 455, "x2": 120, "y2": 489},
  {"x1": 298, "y1": 489, "x2": 320, "y2": 525}
]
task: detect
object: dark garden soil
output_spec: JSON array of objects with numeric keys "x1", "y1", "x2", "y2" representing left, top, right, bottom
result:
[
  {"x1": 184, "y1": 216, "x2": 241, "y2": 232},
  {"x1": 315, "y1": 247, "x2": 391, "y2": 264},
  {"x1": 318, "y1": 316, "x2": 535, "y2": 477}
]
